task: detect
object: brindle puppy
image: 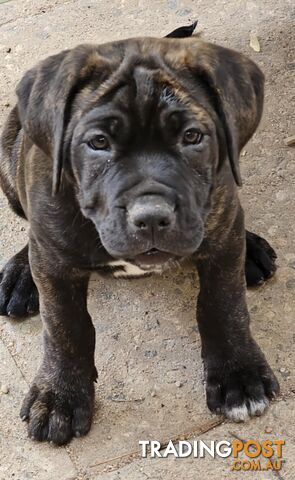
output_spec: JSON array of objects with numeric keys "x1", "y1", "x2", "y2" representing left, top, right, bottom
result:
[{"x1": 0, "y1": 35, "x2": 279, "y2": 445}]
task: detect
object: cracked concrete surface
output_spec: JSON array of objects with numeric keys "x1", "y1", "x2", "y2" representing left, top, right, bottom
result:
[{"x1": 0, "y1": 0, "x2": 294, "y2": 479}]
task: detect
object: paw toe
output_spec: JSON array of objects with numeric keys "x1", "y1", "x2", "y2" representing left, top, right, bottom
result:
[
  {"x1": 206, "y1": 379, "x2": 223, "y2": 413},
  {"x1": 27, "y1": 288, "x2": 39, "y2": 315},
  {"x1": 225, "y1": 404, "x2": 249, "y2": 422},
  {"x1": 28, "y1": 400, "x2": 50, "y2": 441},
  {"x1": 263, "y1": 374, "x2": 280, "y2": 399},
  {"x1": 248, "y1": 398, "x2": 269, "y2": 417},
  {"x1": 48, "y1": 411, "x2": 73, "y2": 445},
  {"x1": 72, "y1": 406, "x2": 92, "y2": 437}
]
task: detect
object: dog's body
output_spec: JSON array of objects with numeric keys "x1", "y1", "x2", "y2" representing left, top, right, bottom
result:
[{"x1": 0, "y1": 35, "x2": 279, "y2": 445}]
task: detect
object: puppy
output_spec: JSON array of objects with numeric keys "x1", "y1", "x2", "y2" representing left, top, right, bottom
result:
[{"x1": 0, "y1": 32, "x2": 279, "y2": 445}]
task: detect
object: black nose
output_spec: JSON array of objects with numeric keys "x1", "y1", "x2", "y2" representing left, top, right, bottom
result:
[{"x1": 128, "y1": 196, "x2": 175, "y2": 233}]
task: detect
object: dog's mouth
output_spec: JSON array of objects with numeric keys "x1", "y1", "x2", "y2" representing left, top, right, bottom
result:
[{"x1": 131, "y1": 248, "x2": 177, "y2": 266}]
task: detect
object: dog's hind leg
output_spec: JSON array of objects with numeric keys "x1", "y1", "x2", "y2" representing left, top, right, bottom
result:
[
  {"x1": 0, "y1": 245, "x2": 39, "y2": 318},
  {"x1": 245, "y1": 230, "x2": 277, "y2": 287}
]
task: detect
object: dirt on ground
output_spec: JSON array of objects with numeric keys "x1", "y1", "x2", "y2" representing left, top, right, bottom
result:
[{"x1": 0, "y1": 1, "x2": 294, "y2": 479}]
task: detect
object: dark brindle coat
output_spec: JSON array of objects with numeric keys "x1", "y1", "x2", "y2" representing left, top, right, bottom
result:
[{"x1": 0, "y1": 35, "x2": 279, "y2": 445}]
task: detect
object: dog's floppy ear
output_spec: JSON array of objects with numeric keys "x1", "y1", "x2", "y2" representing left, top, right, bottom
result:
[
  {"x1": 166, "y1": 21, "x2": 198, "y2": 39},
  {"x1": 186, "y1": 43, "x2": 264, "y2": 186},
  {"x1": 16, "y1": 46, "x2": 111, "y2": 194}
]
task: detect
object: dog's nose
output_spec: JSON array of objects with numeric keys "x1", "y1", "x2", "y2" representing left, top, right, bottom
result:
[{"x1": 128, "y1": 196, "x2": 175, "y2": 233}]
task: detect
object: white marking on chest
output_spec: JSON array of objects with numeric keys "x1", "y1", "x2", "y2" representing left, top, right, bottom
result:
[{"x1": 108, "y1": 259, "x2": 158, "y2": 278}]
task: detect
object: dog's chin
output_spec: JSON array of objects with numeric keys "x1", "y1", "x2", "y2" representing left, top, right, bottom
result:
[
  {"x1": 101, "y1": 240, "x2": 203, "y2": 269},
  {"x1": 131, "y1": 248, "x2": 179, "y2": 268}
]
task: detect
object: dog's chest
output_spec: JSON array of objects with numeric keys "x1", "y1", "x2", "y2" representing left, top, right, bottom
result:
[{"x1": 106, "y1": 259, "x2": 165, "y2": 278}]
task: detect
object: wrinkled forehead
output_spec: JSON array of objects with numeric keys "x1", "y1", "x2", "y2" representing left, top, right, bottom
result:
[
  {"x1": 102, "y1": 66, "x2": 188, "y2": 122},
  {"x1": 72, "y1": 57, "x2": 215, "y2": 131}
]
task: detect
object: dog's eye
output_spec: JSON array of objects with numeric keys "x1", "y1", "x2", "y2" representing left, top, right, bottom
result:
[
  {"x1": 183, "y1": 129, "x2": 203, "y2": 145},
  {"x1": 88, "y1": 135, "x2": 109, "y2": 150}
]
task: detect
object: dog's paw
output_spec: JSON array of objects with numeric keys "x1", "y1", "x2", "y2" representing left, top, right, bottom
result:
[
  {"x1": 20, "y1": 372, "x2": 94, "y2": 445},
  {"x1": 0, "y1": 248, "x2": 39, "y2": 318},
  {"x1": 205, "y1": 353, "x2": 279, "y2": 422},
  {"x1": 245, "y1": 230, "x2": 277, "y2": 287}
]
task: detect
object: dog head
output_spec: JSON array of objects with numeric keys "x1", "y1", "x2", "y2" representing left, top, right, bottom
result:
[{"x1": 16, "y1": 37, "x2": 264, "y2": 264}]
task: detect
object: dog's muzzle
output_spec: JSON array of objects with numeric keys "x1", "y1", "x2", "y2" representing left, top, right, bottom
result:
[{"x1": 125, "y1": 195, "x2": 177, "y2": 265}]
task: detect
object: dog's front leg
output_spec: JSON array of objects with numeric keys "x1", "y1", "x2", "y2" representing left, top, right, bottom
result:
[
  {"x1": 196, "y1": 208, "x2": 279, "y2": 422},
  {"x1": 20, "y1": 239, "x2": 96, "y2": 445}
]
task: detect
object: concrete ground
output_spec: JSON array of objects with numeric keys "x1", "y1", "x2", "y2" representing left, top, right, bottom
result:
[{"x1": 0, "y1": 0, "x2": 294, "y2": 479}]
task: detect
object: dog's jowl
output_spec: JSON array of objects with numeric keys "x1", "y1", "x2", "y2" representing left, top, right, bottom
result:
[{"x1": 0, "y1": 36, "x2": 279, "y2": 445}]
